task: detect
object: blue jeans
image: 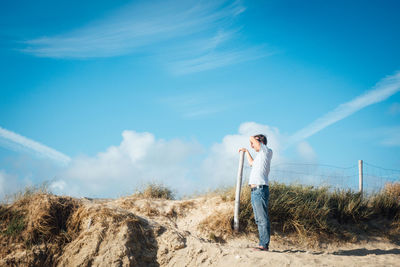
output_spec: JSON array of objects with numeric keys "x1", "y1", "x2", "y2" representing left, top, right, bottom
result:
[{"x1": 251, "y1": 186, "x2": 271, "y2": 248}]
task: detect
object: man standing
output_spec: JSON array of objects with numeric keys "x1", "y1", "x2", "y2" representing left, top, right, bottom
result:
[{"x1": 239, "y1": 134, "x2": 273, "y2": 251}]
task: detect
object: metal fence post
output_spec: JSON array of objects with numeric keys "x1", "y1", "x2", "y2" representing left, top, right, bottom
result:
[
  {"x1": 234, "y1": 150, "x2": 245, "y2": 232},
  {"x1": 359, "y1": 160, "x2": 363, "y2": 193}
]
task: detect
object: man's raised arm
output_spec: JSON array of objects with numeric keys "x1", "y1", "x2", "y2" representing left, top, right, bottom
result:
[{"x1": 238, "y1": 147, "x2": 254, "y2": 166}]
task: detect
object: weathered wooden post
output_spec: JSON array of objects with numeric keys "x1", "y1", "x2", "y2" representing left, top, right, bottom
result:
[
  {"x1": 359, "y1": 160, "x2": 363, "y2": 193},
  {"x1": 234, "y1": 150, "x2": 245, "y2": 232}
]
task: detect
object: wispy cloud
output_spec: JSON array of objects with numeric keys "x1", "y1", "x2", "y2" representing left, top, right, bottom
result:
[
  {"x1": 0, "y1": 126, "x2": 70, "y2": 165},
  {"x1": 286, "y1": 71, "x2": 400, "y2": 147},
  {"x1": 367, "y1": 126, "x2": 400, "y2": 147},
  {"x1": 169, "y1": 45, "x2": 269, "y2": 75},
  {"x1": 388, "y1": 102, "x2": 400, "y2": 115},
  {"x1": 159, "y1": 92, "x2": 229, "y2": 118},
  {"x1": 380, "y1": 126, "x2": 400, "y2": 147},
  {"x1": 358, "y1": 125, "x2": 400, "y2": 147},
  {"x1": 20, "y1": 0, "x2": 268, "y2": 74}
]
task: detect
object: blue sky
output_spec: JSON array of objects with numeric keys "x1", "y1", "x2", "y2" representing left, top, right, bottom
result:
[{"x1": 0, "y1": 0, "x2": 399, "y2": 198}]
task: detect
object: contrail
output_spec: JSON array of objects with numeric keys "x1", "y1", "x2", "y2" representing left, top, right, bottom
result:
[
  {"x1": 286, "y1": 71, "x2": 400, "y2": 148},
  {"x1": 0, "y1": 126, "x2": 71, "y2": 165}
]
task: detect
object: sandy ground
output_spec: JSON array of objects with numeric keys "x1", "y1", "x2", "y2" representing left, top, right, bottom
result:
[
  {"x1": 2, "y1": 194, "x2": 399, "y2": 266},
  {"x1": 178, "y1": 237, "x2": 400, "y2": 267},
  {"x1": 112, "y1": 195, "x2": 400, "y2": 267}
]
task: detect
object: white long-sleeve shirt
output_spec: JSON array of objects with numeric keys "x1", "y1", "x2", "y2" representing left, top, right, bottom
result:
[{"x1": 248, "y1": 144, "x2": 273, "y2": 185}]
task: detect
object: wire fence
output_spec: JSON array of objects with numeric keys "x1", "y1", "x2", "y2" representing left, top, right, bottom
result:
[
  {"x1": 242, "y1": 160, "x2": 400, "y2": 193},
  {"x1": 363, "y1": 162, "x2": 400, "y2": 193}
]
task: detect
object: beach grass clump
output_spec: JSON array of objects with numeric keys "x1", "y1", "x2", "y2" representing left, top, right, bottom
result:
[
  {"x1": 135, "y1": 183, "x2": 175, "y2": 200},
  {"x1": 198, "y1": 207, "x2": 234, "y2": 244},
  {"x1": 213, "y1": 183, "x2": 336, "y2": 238},
  {"x1": 269, "y1": 183, "x2": 332, "y2": 236},
  {"x1": 200, "y1": 181, "x2": 400, "y2": 243},
  {"x1": 0, "y1": 189, "x2": 80, "y2": 265},
  {"x1": 383, "y1": 182, "x2": 400, "y2": 200},
  {"x1": 370, "y1": 183, "x2": 400, "y2": 219},
  {"x1": 328, "y1": 190, "x2": 370, "y2": 224},
  {"x1": 11, "y1": 193, "x2": 79, "y2": 246},
  {"x1": 1, "y1": 187, "x2": 157, "y2": 266}
]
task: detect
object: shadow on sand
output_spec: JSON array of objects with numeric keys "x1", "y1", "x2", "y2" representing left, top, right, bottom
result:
[
  {"x1": 270, "y1": 248, "x2": 400, "y2": 257},
  {"x1": 332, "y1": 248, "x2": 400, "y2": 256},
  {"x1": 270, "y1": 249, "x2": 324, "y2": 255}
]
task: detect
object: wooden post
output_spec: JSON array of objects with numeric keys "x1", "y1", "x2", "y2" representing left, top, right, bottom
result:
[
  {"x1": 359, "y1": 160, "x2": 363, "y2": 193},
  {"x1": 234, "y1": 151, "x2": 245, "y2": 232}
]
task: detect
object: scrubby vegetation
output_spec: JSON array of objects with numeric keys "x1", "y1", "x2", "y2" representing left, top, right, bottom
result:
[
  {"x1": 0, "y1": 185, "x2": 156, "y2": 266},
  {"x1": 134, "y1": 183, "x2": 175, "y2": 200},
  {"x1": 200, "y1": 182, "x2": 400, "y2": 244},
  {"x1": 3, "y1": 183, "x2": 51, "y2": 204},
  {"x1": 0, "y1": 193, "x2": 80, "y2": 265}
]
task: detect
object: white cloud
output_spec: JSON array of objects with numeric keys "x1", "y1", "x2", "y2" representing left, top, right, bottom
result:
[
  {"x1": 287, "y1": 71, "x2": 400, "y2": 147},
  {"x1": 296, "y1": 141, "x2": 317, "y2": 162},
  {"x1": 51, "y1": 130, "x2": 204, "y2": 197},
  {"x1": 0, "y1": 170, "x2": 19, "y2": 200},
  {"x1": 49, "y1": 180, "x2": 67, "y2": 192},
  {"x1": 0, "y1": 126, "x2": 71, "y2": 166}
]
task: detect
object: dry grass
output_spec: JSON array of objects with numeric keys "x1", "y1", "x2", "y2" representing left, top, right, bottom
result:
[
  {"x1": 198, "y1": 208, "x2": 234, "y2": 243},
  {"x1": 176, "y1": 200, "x2": 196, "y2": 215},
  {"x1": 0, "y1": 192, "x2": 80, "y2": 265},
  {"x1": 368, "y1": 183, "x2": 400, "y2": 220},
  {"x1": 199, "y1": 182, "x2": 400, "y2": 245},
  {"x1": 135, "y1": 183, "x2": 175, "y2": 200},
  {"x1": 3, "y1": 182, "x2": 51, "y2": 204},
  {"x1": 382, "y1": 182, "x2": 400, "y2": 202},
  {"x1": 154, "y1": 200, "x2": 196, "y2": 219},
  {"x1": 142, "y1": 201, "x2": 161, "y2": 217},
  {"x1": 26, "y1": 195, "x2": 79, "y2": 246},
  {"x1": 0, "y1": 190, "x2": 158, "y2": 266},
  {"x1": 0, "y1": 208, "x2": 25, "y2": 237}
]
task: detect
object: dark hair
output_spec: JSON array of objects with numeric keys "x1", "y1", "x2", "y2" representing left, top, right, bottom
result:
[{"x1": 254, "y1": 134, "x2": 267, "y2": 145}]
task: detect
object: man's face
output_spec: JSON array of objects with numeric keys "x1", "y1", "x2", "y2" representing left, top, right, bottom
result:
[{"x1": 250, "y1": 138, "x2": 261, "y2": 152}]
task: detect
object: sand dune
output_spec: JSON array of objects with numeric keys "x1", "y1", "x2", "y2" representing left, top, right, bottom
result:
[{"x1": 1, "y1": 194, "x2": 399, "y2": 266}]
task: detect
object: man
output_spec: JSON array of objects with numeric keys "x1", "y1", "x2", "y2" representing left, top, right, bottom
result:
[{"x1": 239, "y1": 134, "x2": 273, "y2": 251}]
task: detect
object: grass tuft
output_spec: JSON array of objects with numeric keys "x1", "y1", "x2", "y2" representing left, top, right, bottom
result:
[
  {"x1": 6, "y1": 182, "x2": 51, "y2": 204},
  {"x1": 383, "y1": 182, "x2": 400, "y2": 201},
  {"x1": 135, "y1": 183, "x2": 175, "y2": 200},
  {"x1": 2, "y1": 210, "x2": 25, "y2": 237},
  {"x1": 198, "y1": 208, "x2": 233, "y2": 242}
]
